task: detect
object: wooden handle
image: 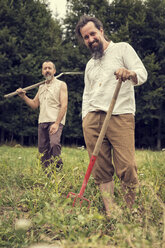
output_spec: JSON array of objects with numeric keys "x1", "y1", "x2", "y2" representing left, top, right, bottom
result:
[
  {"x1": 3, "y1": 73, "x2": 64, "y2": 98},
  {"x1": 4, "y1": 71, "x2": 84, "y2": 98},
  {"x1": 93, "y1": 78, "x2": 122, "y2": 156},
  {"x1": 4, "y1": 80, "x2": 45, "y2": 98}
]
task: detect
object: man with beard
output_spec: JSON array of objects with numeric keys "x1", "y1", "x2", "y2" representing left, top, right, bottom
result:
[
  {"x1": 16, "y1": 61, "x2": 68, "y2": 173},
  {"x1": 75, "y1": 16, "x2": 147, "y2": 216}
]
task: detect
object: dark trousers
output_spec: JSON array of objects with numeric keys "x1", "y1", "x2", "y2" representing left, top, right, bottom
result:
[{"x1": 38, "y1": 122, "x2": 63, "y2": 170}]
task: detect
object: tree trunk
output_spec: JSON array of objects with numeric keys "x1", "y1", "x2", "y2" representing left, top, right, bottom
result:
[
  {"x1": 20, "y1": 135, "x2": 24, "y2": 146},
  {"x1": 0, "y1": 128, "x2": 5, "y2": 143},
  {"x1": 156, "y1": 102, "x2": 162, "y2": 150}
]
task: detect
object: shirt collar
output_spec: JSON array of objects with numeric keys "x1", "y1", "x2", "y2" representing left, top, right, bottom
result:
[
  {"x1": 104, "y1": 40, "x2": 114, "y2": 54},
  {"x1": 45, "y1": 77, "x2": 55, "y2": 87},
  {"x1": 91, "y1": 41, "x2": 114, "y2": 62}
]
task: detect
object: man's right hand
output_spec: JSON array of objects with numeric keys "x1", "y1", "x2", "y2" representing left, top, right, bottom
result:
[{"x1": 16, "y1": 88, "x2": 26, "y2": 99}]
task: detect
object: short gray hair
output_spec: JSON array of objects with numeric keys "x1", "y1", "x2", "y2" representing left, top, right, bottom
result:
[{"x1": 42, "y1": 61, "x2": 56, "y2": 69}]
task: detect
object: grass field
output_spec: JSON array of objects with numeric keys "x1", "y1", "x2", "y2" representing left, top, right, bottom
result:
[{"x1": 0, "y1": 145, "x2": 165, "y2": 248}]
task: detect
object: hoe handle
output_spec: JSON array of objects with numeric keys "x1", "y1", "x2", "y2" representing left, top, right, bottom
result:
[
  {"x1": 79, "y1": 155, "x2": 97, "y2": 196},
  {"x1": 4, "y1": 80, "x2": 45, "y2": 98},
  {"x1": 79, "y1": 78, "x2": 122, "y2": 197},
  {"x1": 4, "y1": 71, "x2": 84, "y2": 98},
  {"x1": 93, "y1": 78, "x2": 122, "y2": 156}
]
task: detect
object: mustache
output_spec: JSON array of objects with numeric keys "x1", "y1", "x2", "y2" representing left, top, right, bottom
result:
[
  {"x1": 89, "y1": 39, "x2": 99, "y2": 49},
  {"x1": 46, "y1": 72, "x2": 51, "y2": 76}
]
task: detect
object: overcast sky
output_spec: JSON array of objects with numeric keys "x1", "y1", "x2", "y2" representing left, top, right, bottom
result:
[
  {"x1": 47, "y1": 0, "x2": 113, "y2": 18},
  {"x1": 48, "y1": 0, "x2": 67, "y2": 18}
]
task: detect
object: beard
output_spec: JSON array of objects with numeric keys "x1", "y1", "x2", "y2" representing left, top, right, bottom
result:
[
  {"x1": 44, "y1": 72, "x2": 53, "y2": 81},
  {"x1": 89, "y1": 39, "x2": 104, "y2": 60}
]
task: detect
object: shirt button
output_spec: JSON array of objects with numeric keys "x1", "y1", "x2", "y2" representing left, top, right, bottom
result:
[{"x1": 99, "y1": 83, "x2": 102, "y2": 87}]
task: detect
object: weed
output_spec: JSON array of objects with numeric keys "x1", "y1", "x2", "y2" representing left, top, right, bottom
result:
[{"x1": 0, "y1": 146, "x2": 164, "y2": 247}]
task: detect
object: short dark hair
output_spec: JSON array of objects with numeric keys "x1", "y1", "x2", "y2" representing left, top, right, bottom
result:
[{"x1": 75, "y1": 15, "x2": 104, "y2": 41}]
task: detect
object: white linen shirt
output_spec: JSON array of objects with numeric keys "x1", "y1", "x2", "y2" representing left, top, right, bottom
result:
[{"x1": 82, "y1": 41, "x2": 148, "y2": 119}]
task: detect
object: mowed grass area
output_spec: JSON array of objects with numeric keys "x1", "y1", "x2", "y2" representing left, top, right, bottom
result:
[{"x1": 0, "y1": 145, "x2": 164, "y2": 248}]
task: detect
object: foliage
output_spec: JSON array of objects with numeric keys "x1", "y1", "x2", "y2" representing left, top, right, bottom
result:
[
  {"x1": 134, "y1": 0, "x2": 165, "y2": 149},
  {"x1": 0, "y1": 0, "x2": 165, "y2": 149},
  {"x1": 0, "y1": 145, "x2": 164, "y2": 247}
]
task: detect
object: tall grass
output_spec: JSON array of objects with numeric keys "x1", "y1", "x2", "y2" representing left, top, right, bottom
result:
[{"x1": 0, "y1": 145, "x2": 164, "y2": 248}]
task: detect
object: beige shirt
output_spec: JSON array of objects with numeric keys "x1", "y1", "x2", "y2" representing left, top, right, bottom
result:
[
  {"x1": 82, "y1": 41, "x2": 148, "y2": 119},
  {"x1": 38, "y1": 78, "x2": 66, "y2": 125}
]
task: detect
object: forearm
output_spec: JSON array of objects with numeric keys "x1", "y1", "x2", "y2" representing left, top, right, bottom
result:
[
  {"x1": 16, "y1": 88, "x2": 39, "y2": 109},
  {"x1": 56, "y1": 82, "x2": 68, "y2": 124},
  {"x1": 22, "y1": 95, "x2": 38, "y2": 109},
  {"x1": 49, "y1": 106, "x2": 67, "y2": 135},
  {"x1": 55, "y1": 106, "x2": 67, "y2": 125}
]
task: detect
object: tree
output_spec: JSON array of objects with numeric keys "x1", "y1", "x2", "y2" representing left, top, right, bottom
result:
[
  {"x1": 135, "y1": 0, "x2": 165, "y2": 149},
  {"x1": 0, "y1": 0, "x2": 64, "y2": 144}
]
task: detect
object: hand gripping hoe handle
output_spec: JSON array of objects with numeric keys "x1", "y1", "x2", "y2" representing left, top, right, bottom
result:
[{"x1": 67, "y1": 78, "x2": 122, "y2": 208}]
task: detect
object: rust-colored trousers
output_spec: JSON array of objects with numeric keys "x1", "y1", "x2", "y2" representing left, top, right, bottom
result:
[{"x1": 83, "y1": 112, "x2": 138, "y2": 187}]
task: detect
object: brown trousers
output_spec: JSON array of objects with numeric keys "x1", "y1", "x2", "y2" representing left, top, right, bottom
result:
[
  {"x1": 83, "y1": 112, "x2": 138, "y2": 187},
  {"x1": 38, "y1": 122, "x2": 63, "y2": 168}
]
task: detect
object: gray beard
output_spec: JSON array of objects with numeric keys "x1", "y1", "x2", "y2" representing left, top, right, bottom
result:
[
  {"x1": 45, "y1": 74, "x2": 53, "y2": 81},
  {"x1": 92, "y1": 49, "x2": 104, "y2": 59},
  {"x1": 90, "y1": 42, "x2": 104, "y2": 60}
]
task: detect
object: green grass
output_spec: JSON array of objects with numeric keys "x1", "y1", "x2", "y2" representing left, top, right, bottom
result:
[{"x1": 0, "y1": 145, "x2": 164, "y2": 248}]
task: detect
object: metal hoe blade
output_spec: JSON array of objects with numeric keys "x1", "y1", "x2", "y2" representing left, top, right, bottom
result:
[
  {"x1": 67, "y1": 192, "x2": 91, "y2": 208},
  {"x1": 67, "y1": 155, "x2": 97, "y2": 208}
]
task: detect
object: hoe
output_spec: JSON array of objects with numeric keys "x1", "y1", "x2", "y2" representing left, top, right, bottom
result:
[
  {"x1": 4, "y1": 71, "x2": 83, "y2": 98},
  {"x1": 67, "y1": 78, "x2": 122, "y2": 208}
]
